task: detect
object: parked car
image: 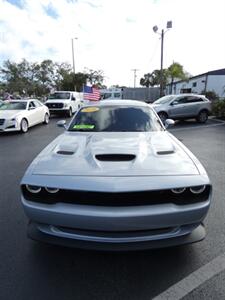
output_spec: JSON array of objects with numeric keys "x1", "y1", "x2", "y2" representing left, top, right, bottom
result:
[
  {"x1": 0, "y1": 99, "x2": 49, "y2": 133},
  {"x1": 45, "y1": 91, "x2": 83, "y2": 117},
  {"x1": 152, "y1": 94, "x2": 211, "y2": 123},
  {"x1": 20, "y1": 100, "x2": 211, "y2": 250}
]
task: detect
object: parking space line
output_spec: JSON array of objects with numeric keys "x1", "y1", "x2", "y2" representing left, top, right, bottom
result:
[
  {"x1": 171, "y1": 122, "x2": 225, "y2": 132},
  {"x1": 152, "y1": 252, "x2": 225, "y2": 300}
]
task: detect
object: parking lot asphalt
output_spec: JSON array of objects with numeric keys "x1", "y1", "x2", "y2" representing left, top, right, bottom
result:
[{"x1": 0, "y1": 117, "x2": 225, "y2": 300}]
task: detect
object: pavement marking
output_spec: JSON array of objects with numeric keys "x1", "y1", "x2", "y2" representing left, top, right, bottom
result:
[
  {"x1": 171, "y1": 121, "x2": 225, "y2": 132},
  {"x1": 152, "y1": 252, "x2": 225, "y2": 300}
]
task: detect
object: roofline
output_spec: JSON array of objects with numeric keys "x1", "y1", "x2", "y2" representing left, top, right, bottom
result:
[{"x1": 166, "y1": 68, "x2": 225, "y2": 86}]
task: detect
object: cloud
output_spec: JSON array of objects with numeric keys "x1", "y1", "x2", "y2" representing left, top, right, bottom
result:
[
  {"x1": 0, "y1": 0, "x2": 225, "y2": 87},
  {"x1": 43, "y1": 3, "x2": 59, "y2": 19}
]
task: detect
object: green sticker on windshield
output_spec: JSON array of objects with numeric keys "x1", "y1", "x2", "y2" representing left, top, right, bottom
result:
[{"x1": 73, "y1": 124, "x2": 95, "y2": 130}]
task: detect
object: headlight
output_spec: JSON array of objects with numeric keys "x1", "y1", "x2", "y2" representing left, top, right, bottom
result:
[
  {"x1": 171, "y1": 187, "x2": 186, "y2": 194},
  {"x1": 10, "y1": 118, "x2": 16, "y2": 121},
  {"x1": 26, "y1": 185, "x2": 41, "y2": 193},
  {"x1": 190, "y1": 185, "x2": 206, "y2": 194},
  {"x1": 64, "y1": 103, "x2": 69, "y2": 108},
  {"x1": 45, "y1": 187, "x2": 59, "y2": 193}
]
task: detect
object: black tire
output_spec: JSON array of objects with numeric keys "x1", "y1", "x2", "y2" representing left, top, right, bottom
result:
[
  {"x1": 158, "y1": 112, "x2": 168, "y2": 124},
  {"x1": 20, "y1": 118, "x2": 28, "y2": 133},
  {"x1": 196, "y1": 110, "x2": 208, "y2": 123},
  {"x1": 43, "y1": 113, "x2": 49, "y2": 124},
  {"x1": 67, "y1": 108, "x2": 72, "y2": 118}
]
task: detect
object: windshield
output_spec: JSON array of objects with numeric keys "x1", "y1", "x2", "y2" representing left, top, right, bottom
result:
[
  {"x1": 154, "y1": 95, "x2": 175, "y2": 104},
  {"x1": 0, "y1": 102, "x2": 27, "y2": 110},
  {"x1": 68, "y1": 105, "x2": 163, "y2": 132},
  {"x1": 48, "y1": 92, "x2": 71, "y2": 100}
]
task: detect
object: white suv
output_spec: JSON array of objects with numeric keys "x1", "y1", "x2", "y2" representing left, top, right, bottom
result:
[{"x1": 45, "y1": 91, "x2": 83, "y2": 117}]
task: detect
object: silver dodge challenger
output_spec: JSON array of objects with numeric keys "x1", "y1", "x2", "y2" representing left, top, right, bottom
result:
[{"x1": 20, "y1": 100, "x2": 212, "y2": 250}]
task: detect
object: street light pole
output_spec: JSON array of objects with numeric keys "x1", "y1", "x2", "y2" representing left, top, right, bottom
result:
[
  {"x1": 71, "y1": 37, "x2": 78, "y2": 91},
  {"x1": 160, "y1": 29, "x2": 164, "y2": 97},
  {"x1": 153, "y1": 21, "x2": 172, "y2": 97},
  {"x1": 131, "y1": 69, "x2": 139, "y2": 88}
]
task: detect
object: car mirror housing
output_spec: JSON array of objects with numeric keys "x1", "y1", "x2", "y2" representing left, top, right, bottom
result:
[
  {"x1": 164, "y1": 119, "x2": 175, "y2": 129},
  {"x1": 57, "y1": 120, "x2": 67, "y2": 128}
]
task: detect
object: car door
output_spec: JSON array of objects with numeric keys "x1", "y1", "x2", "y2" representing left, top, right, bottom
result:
[
  {"x1": 168, "y1": 96, "x2": 188, "y2": 118},
  {"x1": 34, "y1": 100, "x2": 45, "y2": 123}
]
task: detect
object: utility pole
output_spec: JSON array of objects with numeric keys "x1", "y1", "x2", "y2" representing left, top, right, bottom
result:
[
  {"x1": 71, "y1": 37, "x2": 78, "y2": 91},
  {"x1": 131, "y1": 69, "x2": 139, "y2": 88},
  {"x1": 153, "y1": 21, "x2": 172, "y2": 97}
]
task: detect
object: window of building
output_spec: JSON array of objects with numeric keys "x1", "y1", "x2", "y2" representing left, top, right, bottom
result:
[{"x1": 192, "y1": 82, "x2": 197, "y2": 87}]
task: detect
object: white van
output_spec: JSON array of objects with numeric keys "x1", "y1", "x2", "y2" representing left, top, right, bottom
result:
[{"x1": 45, "y1": 91, "x2": 83, "y2": 117}]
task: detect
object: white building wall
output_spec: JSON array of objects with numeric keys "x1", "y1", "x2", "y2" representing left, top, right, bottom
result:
[
  {"x1": 207, "y1": 75, "x2": 225, "y2": 98},
  {"x1": 167, "y1": 76, "x2": 206, "y2": 95}
]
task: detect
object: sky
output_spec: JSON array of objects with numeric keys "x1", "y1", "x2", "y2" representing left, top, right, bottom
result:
[{"x1": 0, "y1": 0, "x2": 225, "y2": 87}]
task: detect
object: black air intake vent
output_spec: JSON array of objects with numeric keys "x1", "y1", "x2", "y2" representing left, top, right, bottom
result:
[
  {"x1": 157, "y1": 150, "x2": 175, "y2": 155},
  {"x1": 95, "y1": 154, "x2": 136, "y2": 161},
  {"x1": 57, "y1": 150, "x2": 75, "y2": 155}
]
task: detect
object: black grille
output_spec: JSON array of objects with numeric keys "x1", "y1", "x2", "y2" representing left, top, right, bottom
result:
[
  {"x1": 46, "y1": 103, "x2": 64, "y2": 109},
  {"x1": 0, "y1": 119, "x2": 5, "y2": 125},
  {"x1": 22, "y1": 185, "x2": 210, "y2": 206}
]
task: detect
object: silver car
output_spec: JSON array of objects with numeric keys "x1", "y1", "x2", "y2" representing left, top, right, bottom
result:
[
  {"x1": 152, "y1": 94, "x2": 211, "y2": 123},
  {"x1": 20, "y1": 100, "x2": 211, "y2": 250}
]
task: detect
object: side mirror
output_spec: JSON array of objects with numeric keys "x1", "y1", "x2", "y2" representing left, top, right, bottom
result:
[
  {"x1": 164, "y1": 119, "x2": 175, "y2": 129},
  {"x1": 71, "y1": 96, "x2": 76, "y2": 101},
  {"x1": 57, "y1": 120, "x2": 67, "y2": 128},
  {"x1": 29, "y1": 106, "x2": 35, "y2": 110},
  {"x1": 171, "y1": 100, "x2": 178, "y2": 106}
]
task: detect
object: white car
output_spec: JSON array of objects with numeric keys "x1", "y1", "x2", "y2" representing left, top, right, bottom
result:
[
  {"x1": 20, "y1": 100, "x2": 211, "y2": 250},
  {"x1": 0, "y1": 99, "x2": 50, "y2": 133},
  {"x1": 45, "y1": 91, "x2": 83, "y2": 117}
]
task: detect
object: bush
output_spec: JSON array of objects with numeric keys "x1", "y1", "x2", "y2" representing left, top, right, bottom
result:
[
  {"x1": 212, "y1": 99, "x2": 225, "y2": 118},
  {"x1": 201, "y1": 90, "x2": 219, "y2": 102}
]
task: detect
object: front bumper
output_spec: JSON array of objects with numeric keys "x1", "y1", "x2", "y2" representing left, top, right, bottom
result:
[
  {"x1": 28, "y1": 221, "x2": 206, "y2": 251},
  {"x1": 21, "y1": 193, "x2": 210, "y2": 250},
  {"x1": 0, "y1": 120, "x2": 20, "y2": 132}
]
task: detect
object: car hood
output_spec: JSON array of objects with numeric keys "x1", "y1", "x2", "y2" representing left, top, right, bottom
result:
[
  {"x1": 45, "y1": 99, "x2": 70, "y2": 103},
  {"x1": 31, "y1": 131, "x2": 200, "y2": 176},
  {"x1": 0, "y1": 110, "x2": 23, "y2": 119}
]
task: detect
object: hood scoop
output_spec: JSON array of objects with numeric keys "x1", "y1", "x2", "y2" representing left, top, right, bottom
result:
[
  {"x1": 95, "y1": 154, "x2": 136, "y2": 162},
  {"x1": 57, "y1": 150, "x2": 75, "y2": 155},
  {"x1": 157, "y1": 150, "x2": 175, "y2": 155}
]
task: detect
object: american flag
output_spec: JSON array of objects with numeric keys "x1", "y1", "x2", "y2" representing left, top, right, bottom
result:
[{"x1": 83, "y1": 85, "x2": 100, "y2": 101}]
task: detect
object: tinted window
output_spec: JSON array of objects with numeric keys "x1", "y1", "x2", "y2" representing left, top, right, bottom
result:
[
  {"x1": 48, "y1": 92, "x2": 70, "y2": 100},
  {"x1": 102, "y1": 93, "x2": 112, "y2": 99},
  {"x1": 0, "y1": 102, "x2": 27, "y2": 110},
  {"x1": 154, "y1": 95, "x2": 175, "y2": 104},
  {"x1": 68, "y1": 106, "x2": 163, "y2": 132}
]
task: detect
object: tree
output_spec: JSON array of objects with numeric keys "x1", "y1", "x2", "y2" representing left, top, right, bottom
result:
[
  {"x1": 85, "y1": 69, "x2": 104, "y2": 87},
  {"x1": 140, "y1": 69, "x2": 167, "y2": 88},
  {"x1": 167, "y1": 62, "x2": 188, "y2": 94}
]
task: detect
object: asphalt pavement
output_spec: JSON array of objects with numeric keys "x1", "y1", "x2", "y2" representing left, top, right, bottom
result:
[{"x1": 0, "y1": 117, "x2": 225, "y2": 300}]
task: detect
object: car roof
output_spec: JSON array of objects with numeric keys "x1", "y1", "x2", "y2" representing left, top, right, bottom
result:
[
  {"x1": 85, "y1": 99, "x2": 149, "y2": 107},
  {"x1": 170, "y1": 94, "x2": 205, "y2": 97}
]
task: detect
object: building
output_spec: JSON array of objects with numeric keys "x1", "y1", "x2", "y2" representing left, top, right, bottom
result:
[
  {"x1": 100, "y1": 87, "x2": 160, "y2": 103},
  {"x1": 166, "y1": 68, "x2": 225, "y2": 98}
]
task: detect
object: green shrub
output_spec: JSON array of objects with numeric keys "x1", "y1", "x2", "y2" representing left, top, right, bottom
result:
[
  {"x1": 212, "y1": 99, "x2": 225, "y2": 118},
  {"x1": 201, "y1": 90, "x2": 219, "y2": 102}
]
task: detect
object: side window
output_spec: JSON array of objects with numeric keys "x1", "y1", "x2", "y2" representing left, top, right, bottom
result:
[
  {"x1": 34, "y1": 100, "x2": 42, "y2": 107},
  {"x1": 29, "y1": 101, "x2": 36, "y2": 109},
  {"x1": 114, "y1": 93, "x2": 121, "y2": 98},
  {"x1": 186, "y1": 96, "x2": 203, "y2": 103},
  {"x1": 172, "y1": 97, "x2": 187, "y2": 105}
]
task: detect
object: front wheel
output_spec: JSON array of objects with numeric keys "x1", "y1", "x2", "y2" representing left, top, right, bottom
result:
[
  {"x1": 196, "y1": 110, "x2": 208, "y2": 123},
  {"x1": 20, "y1": 118, "x2": 28, "y2": 133},
  {"x1": 43, "y1": 113, "x2": 49, "y2": 124},
  {"x1": 67, "y1": 108, "x2": 72, "y2": 118},
  {"x1": 158, "y1": 112, "x2": 168, "y2": 124}
]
